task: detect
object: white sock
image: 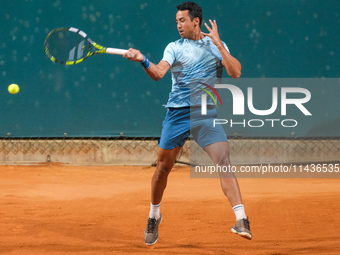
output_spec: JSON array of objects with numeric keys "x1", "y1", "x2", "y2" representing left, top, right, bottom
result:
[
  {"x1": 232, "y1": 204, "x2": 247, "y2": 220},
  {"x1": 149, "y1": 202, "x2": 161, "y2": 219}
]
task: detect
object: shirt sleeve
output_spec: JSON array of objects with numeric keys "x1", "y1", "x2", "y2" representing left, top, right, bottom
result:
[
  {"x1": 162, "y1": 42, "x2": 176, "y2": 67},
  {"x1": 223, "y1": 41, "x2": 230, "y2": 54},
  {"x1": 210, "y1": 40, "x2": 230, "y2": 60}
]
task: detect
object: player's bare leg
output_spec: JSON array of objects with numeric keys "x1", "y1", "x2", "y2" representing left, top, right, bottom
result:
[
  {"x1": 151, "y1": 147, "x2": 182, "y2": 204},
  {"x1": 144, "y1": 146, "x2": 182, "y2": 245},
  {"x1": 204, "y1": 142, "x2": 242, "y2": 206},
  {"x1": 204, "y1": 141, "x2": 252, "y2": 239}
]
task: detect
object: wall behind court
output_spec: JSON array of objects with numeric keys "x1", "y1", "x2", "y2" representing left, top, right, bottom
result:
[{"x1": 0, "y1": 0, "x2": 339, "y2": 138}]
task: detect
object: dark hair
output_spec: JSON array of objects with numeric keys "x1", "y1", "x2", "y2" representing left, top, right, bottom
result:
[{"x1": 177, "y1": 1, "x2": 202, "y2": 27}]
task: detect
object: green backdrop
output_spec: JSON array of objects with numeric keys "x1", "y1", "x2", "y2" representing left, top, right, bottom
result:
[{"x1": 0, "y1": 0, "x2": 339, "y2": 137}]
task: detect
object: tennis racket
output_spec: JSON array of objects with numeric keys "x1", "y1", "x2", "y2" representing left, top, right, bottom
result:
[{"x1": 44, "y1": 27, "x2": 128, "y2": 65}]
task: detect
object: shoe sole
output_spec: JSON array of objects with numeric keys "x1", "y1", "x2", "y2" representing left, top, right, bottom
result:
[
  {"x1": 145, "y1": 214, "x2": 163, "y2": 245},
  {"x1": 231, "y1": 227, "x2": 252, "y2": 240},
  {"x1": 145, "y1": 239, "x2": 158, "y2": 246}
]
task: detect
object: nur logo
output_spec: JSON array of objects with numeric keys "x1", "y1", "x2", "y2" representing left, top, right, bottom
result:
[
  {"x1": 200, "y1": 83, "x2": 312, "y2": 116},
  {"x1": 199, "y1": 82, "x2": 222, "y2": 115}
]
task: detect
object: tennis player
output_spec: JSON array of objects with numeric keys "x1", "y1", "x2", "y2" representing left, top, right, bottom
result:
[{"x1": 124, "y1": 1, "x2": 252, "y2": 245}]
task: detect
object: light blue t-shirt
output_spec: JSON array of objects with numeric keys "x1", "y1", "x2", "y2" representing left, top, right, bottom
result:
[{"x1": 162, "y1": 36, "x2": 229, "y2": 108}]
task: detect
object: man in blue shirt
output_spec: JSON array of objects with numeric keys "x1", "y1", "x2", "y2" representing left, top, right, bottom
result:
[{"x1": 124, "y1": 1, "x2": 252, "y2": 245}]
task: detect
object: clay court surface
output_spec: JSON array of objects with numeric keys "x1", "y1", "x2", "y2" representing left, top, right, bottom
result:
[{"x1": 0, "y1": 164, "x2": 339, "y2": 255}]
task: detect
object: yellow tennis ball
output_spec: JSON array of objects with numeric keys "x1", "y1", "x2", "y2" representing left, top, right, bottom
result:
[{"x1": 8, "y1": 84, "x2": 20, "y2": 94}]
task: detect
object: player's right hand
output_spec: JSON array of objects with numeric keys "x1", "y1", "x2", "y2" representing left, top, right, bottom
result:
[{"x1": 123, "y1": 48, "x2": 144, "y2": 62}]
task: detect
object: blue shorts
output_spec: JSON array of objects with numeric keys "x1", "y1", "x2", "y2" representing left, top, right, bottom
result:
[{"x1": 158, "y1": 107, "x2": 228, "y2": 150}]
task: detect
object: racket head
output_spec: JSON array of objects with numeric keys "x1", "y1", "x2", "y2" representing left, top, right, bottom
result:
[{"x1": 44, "y1": 27, "x2": 106, "y2": 65}]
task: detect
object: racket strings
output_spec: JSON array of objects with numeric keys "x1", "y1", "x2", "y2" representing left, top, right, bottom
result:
[
  {"x1": 44, "y1": 27, "x2": 108, "y2": 65},
  {"x1": 45, "y1": 30, "x2": 92, "y2": 64}
]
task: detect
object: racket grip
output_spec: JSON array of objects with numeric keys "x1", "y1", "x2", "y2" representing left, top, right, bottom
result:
[{"x1": 106, "y1": 47, "x2": 128, "y2": 55}]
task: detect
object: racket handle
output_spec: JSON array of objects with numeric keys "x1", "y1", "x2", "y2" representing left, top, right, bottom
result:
[{"x1": 106, "y1": 47, "x2": 128, "y2": 55}]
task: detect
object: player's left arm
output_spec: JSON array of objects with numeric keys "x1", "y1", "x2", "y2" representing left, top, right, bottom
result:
[{"x1": 201, "y1": 19, "x2": 242, "y2": 79}]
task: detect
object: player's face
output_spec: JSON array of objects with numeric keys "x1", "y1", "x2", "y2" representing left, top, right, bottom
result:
[{"x1": 176, "y1": 10, "x2": 196, "y2": 39}]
